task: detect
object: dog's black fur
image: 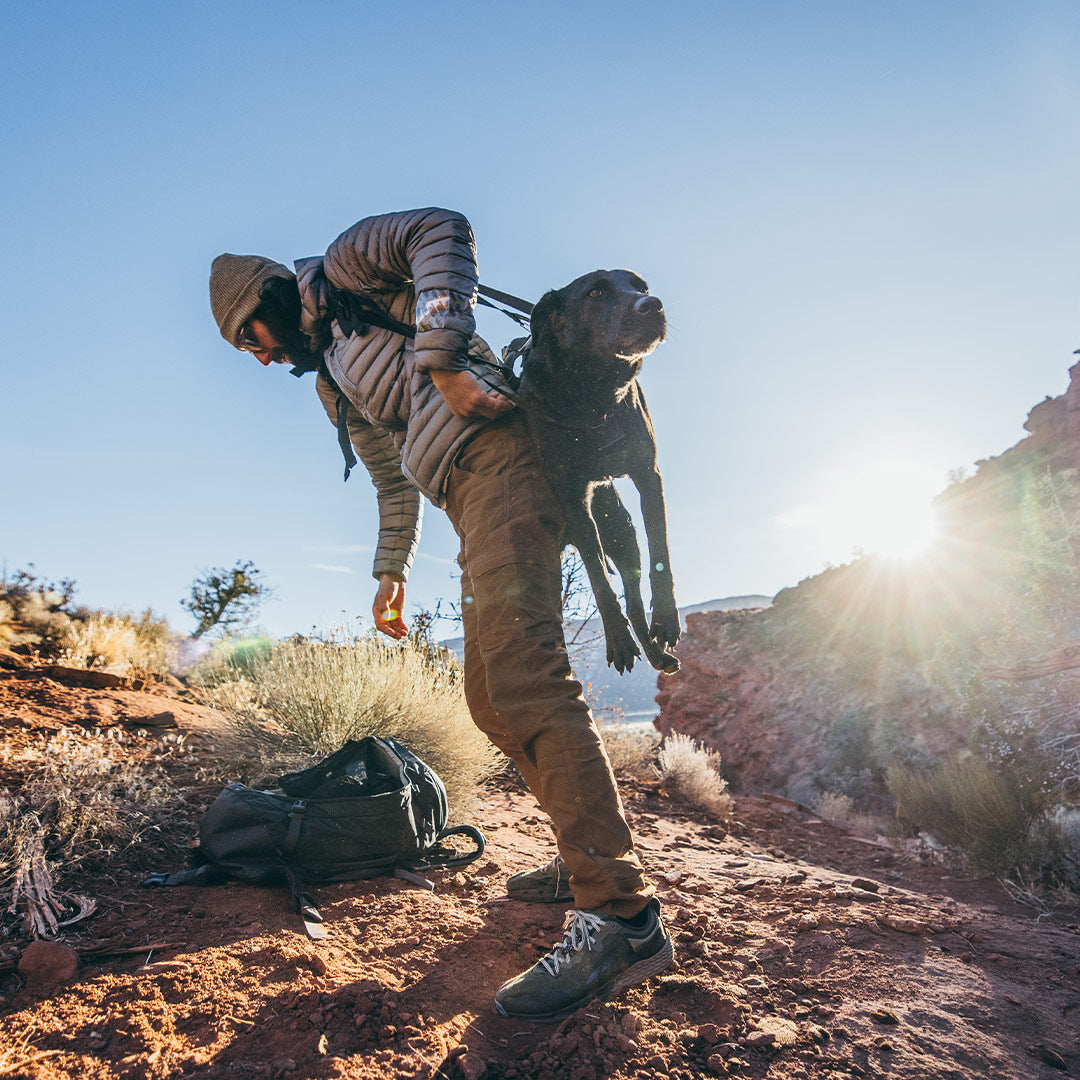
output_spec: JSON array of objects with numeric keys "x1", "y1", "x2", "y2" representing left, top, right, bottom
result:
[{"x1": 519, "y1": 269, "x2": 680, "y2": 674}]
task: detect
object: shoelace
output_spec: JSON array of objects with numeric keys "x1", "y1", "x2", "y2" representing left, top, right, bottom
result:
[
  {"x1": 539, "y1": 910, "x2": 608, "y2": 977},
  {"x1": 543, "y1": 856, "x2": 565, "y2": 893}
]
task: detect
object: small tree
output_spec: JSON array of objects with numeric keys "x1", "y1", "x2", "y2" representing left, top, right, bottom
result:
[{"x1": 181, "y1": 560, "x2": 268, "y2": 639}]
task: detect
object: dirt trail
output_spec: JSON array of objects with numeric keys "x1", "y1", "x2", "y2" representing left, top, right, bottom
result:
[{"x1": 1, "y1": 669, "x2": 1078, "y2": 1079}]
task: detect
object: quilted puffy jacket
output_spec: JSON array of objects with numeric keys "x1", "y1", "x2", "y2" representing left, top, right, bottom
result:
[{"x1": 294, "y1": 208, "x2": 510, "y2": 581}]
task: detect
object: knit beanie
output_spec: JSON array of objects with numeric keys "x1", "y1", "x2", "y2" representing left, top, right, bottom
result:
[{"x1": 209, "y1": 253, "x2": 296, "y2": 348}]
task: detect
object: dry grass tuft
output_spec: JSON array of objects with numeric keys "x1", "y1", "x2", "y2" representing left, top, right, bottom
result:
[
  {"x1": 597, "y1": 720, "x2": 660, "y2": 778},
  {"x1": 887, "y1": 757, "x2": 1060, "y2": 877},
  {"x1": 0, "y1": 730, "x2": 184, "y2": 936},
  {"x1": 199, "y1": 633, "x2": 504, "y2": 821},
  {"x1": 657, "y1": 732, "x2": 733, "y2": 820}
]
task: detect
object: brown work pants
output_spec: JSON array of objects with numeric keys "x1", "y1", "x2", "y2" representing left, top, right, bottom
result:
[{"x1": 443, "y1": 412, "x2": 652, "y2": 918}]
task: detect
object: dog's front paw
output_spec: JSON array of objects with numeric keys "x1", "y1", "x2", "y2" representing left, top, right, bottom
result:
[
  {"x1": 649, "y1": 613, "x2": 681, "y2": 652},
  {"x1": 642, "y1": 637, "x2": 681, "y2": 675},
  {"x1": 605, "y1": 622, "x2": 641, "y2": 675}
]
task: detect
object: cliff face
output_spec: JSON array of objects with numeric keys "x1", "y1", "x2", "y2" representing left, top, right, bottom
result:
[{"x1": 657, "y1": 359, "x2": 1080, "y2": 806}]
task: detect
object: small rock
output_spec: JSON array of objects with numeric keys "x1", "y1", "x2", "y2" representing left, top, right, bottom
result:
[
  {"x1": 870, "y1": 1008, "x2": 900, "y2": 1025},
  {"x1": 797, "y1": 914, "x2": 819, "y2": 930},
  {"x1": 663, "y1": 870, "x2": 684, "y2": 885},
  {"x1": 18, "y1": 940, "x2": 79, "y2": 993},
  {"x1": 458, "y1": 1052, "x2": 487, "y2": 1080},
  {"x1": 309, "y1": 955, "x2": 328, "y2": 976},
  {"x1": 741, "y1": 1031, "x2": 776, "y2": 1048},
  {"x1": 705, "y1": 1053, "x2": 728, "y2": 1074},
  {"x1": 734, "y1": 878, "x2": 765, "y2": 892},
  {"x1": 850, "y1": 877, "x2": 880, "y2": 892},
  {"x1": 698, "y1": 1023, "x2": 721, "y2": 1045},
  {"x1": 878, "y1": 914, "x2": 924, "y2": 935},
  {"x1": 1040, "y1": 1047, "x2": 1067, "y2": 1070},
  {"x1": 139, "y1": 711, "x2": 177, "y2": 727}
]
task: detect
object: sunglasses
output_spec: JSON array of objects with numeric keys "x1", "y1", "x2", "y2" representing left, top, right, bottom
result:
[
  {"x1": 236, "y1": 326, "x2": 264, "y2": 352},
  {"x1": 237, "y1": 325, "x2": 293, "y2": 364}
]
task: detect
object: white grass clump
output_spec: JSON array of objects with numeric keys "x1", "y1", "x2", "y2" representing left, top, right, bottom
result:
[
  {"x1": 63, "y1": 615, "x2": 141, "y2": 672},
  {"x1": 657, "y1": 731, "x2": 733, "y2": 820}
]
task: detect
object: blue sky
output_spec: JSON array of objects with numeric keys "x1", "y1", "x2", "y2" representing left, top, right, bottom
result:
[{"x1": 3, "y1": 1, "x2": 1079, "y2": 640}]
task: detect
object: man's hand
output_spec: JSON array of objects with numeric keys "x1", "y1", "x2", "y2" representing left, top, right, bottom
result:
[
  {"x1": 430, "y1": 369, "x2": 514, "y2": 420},
  {"x1": 373, "y1": 573, "x2": 408, "y2": 640}
]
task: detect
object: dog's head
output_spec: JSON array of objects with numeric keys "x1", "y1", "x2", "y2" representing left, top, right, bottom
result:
[{"x1": 526, "y1": 270, "x2": 666, "y2": 387}]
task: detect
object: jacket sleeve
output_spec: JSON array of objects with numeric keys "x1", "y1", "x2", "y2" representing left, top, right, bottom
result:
[
  {"x1": 322, "y1": 207, "x2": 478, "y2": 374},
  {"x1": 315, "y1": 374, "x2": 422, "y2": 581}
]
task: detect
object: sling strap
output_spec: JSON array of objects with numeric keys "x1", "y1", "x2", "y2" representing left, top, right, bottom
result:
[{"x1": 290, "y1": 279, "x2": 535, "y2": 481}]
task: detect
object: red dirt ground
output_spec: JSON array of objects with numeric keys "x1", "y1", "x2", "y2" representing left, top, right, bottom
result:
[{"x1": 1, "y1": 668, "x2": 1078, "y2": 1080}]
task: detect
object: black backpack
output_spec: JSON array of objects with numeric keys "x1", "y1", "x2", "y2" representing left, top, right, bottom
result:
[{"x1": 145, "y1": 737, "x2": 485, "y2": 938}]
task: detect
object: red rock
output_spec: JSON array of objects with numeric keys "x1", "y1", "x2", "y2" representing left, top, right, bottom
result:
[{"x1": 18, "y1": 940, "x2": 79, "y2": 993}]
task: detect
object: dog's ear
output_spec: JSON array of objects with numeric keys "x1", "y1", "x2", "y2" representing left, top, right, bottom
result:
[{"x1": 529, "y1": 288, "x2": 565, "y2": 352}]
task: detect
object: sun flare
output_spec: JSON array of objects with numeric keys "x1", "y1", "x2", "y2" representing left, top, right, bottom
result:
[{"x1": 779, "y1": 461, "x2": 942, "y2": 563}]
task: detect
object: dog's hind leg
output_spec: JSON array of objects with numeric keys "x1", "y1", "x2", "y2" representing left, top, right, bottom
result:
[{"x1": 591, "y1": 484, "x2": 680, "y2": 674}]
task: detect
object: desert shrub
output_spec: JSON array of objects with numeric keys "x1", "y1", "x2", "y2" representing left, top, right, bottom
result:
[
  {"x1": 657, "y1": 732, "x2": 733, "y2": 820},
  {"x1": 814, "y1": 790, "x2": 854, "y2": 822},
  {"x1": 0, "y1": 567, "x2": 179, "y2": 673},
  {"x1": 203, "y1": 632, "x2": 503, "y2": 820},
  {"x1": 0, "y1": 728, "x2": 186, "y2": 935},
  {"x1": 887, "y1": 756, "x2": 1067, "y2": 879},
  {"x1": 0, "y1": 599, "x2": 15, "y2": 644},
  {"x1": 13, "y1": 589, "x2": 74, "y2": 646},
  {"x1": 814, "y1": 710, "x2": 935, "y2": 809},
  {"x1": 59, "y1": 608, "x2": 180, "y2": 675},
  {"x1": 812, "y1": 790, "x2": 886, "y2": 834},
  {"x1": 596, "y1": 720, "x2": 660, "y2": 777}
]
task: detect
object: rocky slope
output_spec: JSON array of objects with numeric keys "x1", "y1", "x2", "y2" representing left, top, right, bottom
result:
[{"x1": 657, "y1": 359, "x2": 1080, "y2": 809}]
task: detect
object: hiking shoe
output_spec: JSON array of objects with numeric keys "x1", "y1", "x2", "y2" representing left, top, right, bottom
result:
[
  {"x1": 494, "y1": 898, "x2": 674, "y2": 1022},
  {"x1": 506, "y1": 855, "x2": 573, "y2": 903}
]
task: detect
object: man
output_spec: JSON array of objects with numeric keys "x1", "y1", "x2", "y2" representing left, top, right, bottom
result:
[{"x1": 209, "y1": 208, "x2": 672, "y2": 1021}]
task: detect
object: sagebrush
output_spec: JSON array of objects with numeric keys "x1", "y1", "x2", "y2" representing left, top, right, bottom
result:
[
  {"x1": 657, "y1": 732, "x2": 733, "y2": 820},
  {"x1": 198, "y1": 632, "x2": 504, "y2": 820}
]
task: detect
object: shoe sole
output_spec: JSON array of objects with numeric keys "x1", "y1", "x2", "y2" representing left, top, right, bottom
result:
[
  {"x1": 494, "y1": 935, "x2": 675, "y2": 1023},
  {"x1": 505, "y1": 887, "x2": 574, "y2": 903}
]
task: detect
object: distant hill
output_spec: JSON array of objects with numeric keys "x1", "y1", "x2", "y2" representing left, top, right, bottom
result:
[{"x1": 441, "y1": 594, "x2": 773, "y2": 722}]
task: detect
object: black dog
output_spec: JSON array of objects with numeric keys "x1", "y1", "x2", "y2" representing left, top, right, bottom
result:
[{"x1": 518, "y1": 269, "x2": 680, "y2": 674}]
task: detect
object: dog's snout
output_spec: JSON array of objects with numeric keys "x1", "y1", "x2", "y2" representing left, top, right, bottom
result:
[{"x1": 636, "y1": 295, "x2": 663, "y2": 316}]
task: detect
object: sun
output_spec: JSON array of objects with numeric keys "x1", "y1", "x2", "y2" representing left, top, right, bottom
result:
[{"x1": 779, "y1": 460, "x2": 942, "y2": 562}]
